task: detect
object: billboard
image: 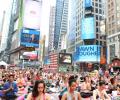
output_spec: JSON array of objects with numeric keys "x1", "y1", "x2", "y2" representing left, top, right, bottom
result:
[
  {"x1": 22, "y1": 51, "x2": 38, "y2": 60},
  {"x1": 23, "y1": 0, "x2": 41, "y2": 29},
  {"x1": 81, "y1": 17, "x2": 95, "y2": 39},
  {"x1": 20, "y1": 28, "x2": 40, "y2": 48},
  {"x1": 85, "y1": 0, "x2": 92, "y2": 8},
  {"x1": 74, "y1": 45, "x2": 101, "y2": 62},
  {"x1": 59, "y1": 53, "x2": 72, "y2": 65}
]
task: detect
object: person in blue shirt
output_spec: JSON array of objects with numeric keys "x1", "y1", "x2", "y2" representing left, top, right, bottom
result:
[{"x1": 2, "y1": 73, "x2": 18, "y2": 100}]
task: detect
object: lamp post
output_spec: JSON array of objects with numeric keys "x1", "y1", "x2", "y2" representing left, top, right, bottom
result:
[{"x1": 118, "y1": 34, "x2": 120, "y2": 58}]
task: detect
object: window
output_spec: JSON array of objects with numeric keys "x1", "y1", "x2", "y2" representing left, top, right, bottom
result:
[
  {"x1": 96, "y1": 28, "x2": 99, "y2": 32},
  {"x1": 100, "y1": 41, "x2": 102, "y2": 45},
  {"x1": 112, "y1": 15, "x2": 114, "y2": 20},
  {"x1": 99, "y1": 4, "x2": 102, "y2": 8},
  {"x1": 96, "y1": 8, "x2": 98, "y2": 13},
  {"x1": 96, "y1": 15, "x2": 98, "y2": 20},
  {"x1": 96, "y1": 40, "x2": 99, "y2": 45},
  {"x1": 110, "y1": 44, "x2": 115, "y2": 61},
  {"x1": 99, "y1": 9, "x2": 102, "y2": 14},
  {"x1": 95, "y1": 3, "x2": 98, "y2": 6},
  {"x1": 100, "y1": 16, "x2": 102, "y2": 20},
  {"x1": 96, "y1": 22, "x2": 98, "y2": 26},
  {"x1": 96, "y1": 34, "x2": 99, "y2": 38}
]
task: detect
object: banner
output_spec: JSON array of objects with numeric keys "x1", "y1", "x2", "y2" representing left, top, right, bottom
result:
[
  {"x1": 20, "y1": 28, "x2": 40, "y2": 48},
  {"x1": 81, "y1": 17, "x2": 95, "y2": 39},
  {"x1": 23, "y1": 0, "x2": 41, "y2": 29},
  {"x1": 74, "y1": 45, "x2": 101, "y2": 62}
]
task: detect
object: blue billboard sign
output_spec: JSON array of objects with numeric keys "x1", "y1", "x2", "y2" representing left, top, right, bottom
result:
[
  {"x1": 20, "y1": 28, "x2": 40, "y2": 48},
  {"x1": 81, "y1": 17, "x2": 95, "y2": 39},
  {"x1": 73, "y1": 45, "x2": 101, "y2": 62},
  {"x1": 85, "y1": 0, "x2": 92, "y2": 8}
]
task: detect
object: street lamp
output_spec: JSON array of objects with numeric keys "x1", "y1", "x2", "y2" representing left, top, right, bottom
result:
[{"x1": 118, "y1": 34, "x2": 120, "y2": 58}]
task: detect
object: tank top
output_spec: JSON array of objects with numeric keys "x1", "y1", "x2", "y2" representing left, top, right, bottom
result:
[{"x1": 66, "y1": 91, "x2": 78, "y2": 100}]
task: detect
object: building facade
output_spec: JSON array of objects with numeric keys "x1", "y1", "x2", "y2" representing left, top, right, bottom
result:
[
  {"x1": 5, "y1": 0, "x2": 43, "y2": 65},
  {"x1": 48, "y1": 6, "x2": 55, "y2": 52},
  {"x1": 107, "y1": 0, "x2": 120, "y2": 63},
  {"x1": 0, "y1": 11, "x2": 5, "y2": 49},
  {"x1": 53, "y1": 0, "x2": 69, "y2": 50},
  {"x1": 66, "y1": 0, "x2": 76, "y2": 53},
  {"x1": 0, "y1": 0, "x2": 14, "y2": 52},
  {"x1": 58, "y1": 0, "x2": 69, "y2": 50}
]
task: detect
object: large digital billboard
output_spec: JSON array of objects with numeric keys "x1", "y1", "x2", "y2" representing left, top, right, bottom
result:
[
  {"x1": 20, "y1": 28, "x2": 40, "y2": 48},
  {"x1": 74, "y1": 45, "x2": 101, "y2": 62},
  {"x1": 85, "y1": 0, "x2": 92, "y2": 8},
  {"x1": 23, "y1": 0, "x2": 41, "y2": 29},
  {"x1": 59, "y1": 53, "x2": 72, "y2": 65},
  {"x1": 81, "y1": 17, "x2": 95, "y2": 39},
  {"x1": 22, "y1": 51, "x2": 38, "y2": 60}
]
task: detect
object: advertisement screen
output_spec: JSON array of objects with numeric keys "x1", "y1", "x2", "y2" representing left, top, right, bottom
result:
[
  {"x1": 23, "y1": 0, "x2": 41, "y2": 29},
  {"x1": 74, "y1": 45, "x2": 101, "y2": 62},
  {"x1": 59, "y1": 53, "x2": 72, "y2": 65},
  {"x1": 81, "y1": 17, "x2": 95, "y2": 39},
  {"x1": 85, "y1": 0, "x2": 92, "y2": 8},
  {"x1": 20, "y1": 28, "x2": 40, "y2": 48},
  {"x1": 23, "y1": 51, "x2": 38, "y2": 60}
]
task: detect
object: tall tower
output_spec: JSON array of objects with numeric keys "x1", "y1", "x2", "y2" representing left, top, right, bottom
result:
[
  {"x1": 5, "y1": 0, "x2": 43, "y2": 64},
  {"x1": 0, "y1": 0, "x2": 14, "y2": 52},
  {"x1": 75, "y1": 0, "x2": 106, "y2": 46},
  {"x1": 48, "y1": 6, "x2": 55, "y2": 52},
  {"x1": 0, "y1": 11, "x2": 5, "y2": 48},
  {"x1": 58, "y1": 0, "x2": 69, "y2": 50},
  {"x1": 67, "y1": 0, "x2": 76, "y2": 53},
  {"x1": 72, "y1": 0, "x2": 107, "y2": 71},
  {"x1": 107, "y1": 0, "x2": 120, "y2": 62},
  {"x1": 53, "y1": 0, "x2": 69, "y2": 50}
]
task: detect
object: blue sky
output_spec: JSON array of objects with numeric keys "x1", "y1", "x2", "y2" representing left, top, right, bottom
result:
[{"x1": 0, "y1": 0, "x2": 56, "y2": 47}]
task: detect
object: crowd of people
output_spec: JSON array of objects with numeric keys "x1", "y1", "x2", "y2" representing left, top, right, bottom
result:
[{"x1": 0, "y1": 67, "x2": 119, "y2": 100}]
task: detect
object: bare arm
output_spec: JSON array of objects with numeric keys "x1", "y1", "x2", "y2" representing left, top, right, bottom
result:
[
  {"x1": 78, "y1": 92, "x2": 82, "y2": 100},
  {"x1": 104, "y1": 91, "x2": 111, "y2": 100},
  {"x1": 26, "y1": 93, "x2": 32, "y2": 100},
  {"x1": 93, "y1": 90, "x2": 97, "y2": 100},
  {"x1": 61, "y1": 93, "x2": 67, "y2": 100}
]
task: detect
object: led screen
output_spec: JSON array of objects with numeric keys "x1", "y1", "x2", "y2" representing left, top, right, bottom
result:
[
  {"x1": 20, "y1": 28, "x2": 40, "y2": 48},
  {"x1": 74, "y1": 45, "x2": 101, "y2": 62},
  {"x1": 23, "y1": 51, "x2": 38, "y2": 60},
  {"x1": 59, "y1": 53, "x2": 72, "y2": 65},
  {"x1": 85, "y1": 0, "x2": 92, "y2": 8},
  {"x1": 81, "y1": 17, "x2": 95, "y2": 39},
  {"x1": 23, "y1": 0, "x2": 41, "y2": 29}
]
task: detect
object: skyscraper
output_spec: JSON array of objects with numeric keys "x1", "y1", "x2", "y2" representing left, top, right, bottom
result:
[
  {"x1": 107, "y1": 0, "x2": 120, "y2": 62},
  {"x1": 67, "y1": 0, "x2": 76, "y2": 53},
  {"x1": 0, "y1": 0, "x2": 14, "y2": 52},
  {"x1": 75, "y1": 0, "x2": 106, "y2": 46},
  {"x1": 48, "y1": 6, "x2": 55, "y2": 52},
  {"x1": 5, "y1": 0, "x2": 43, "y2": 64},
  {"x1": 0, "y1": 11, "x2": 5, "y2": 48},
  {"x1": 53, "y1": 0, "x2": 69, "y2": 50},
  {"x1": 67, "y1": 0, "x2": 106, "y2": 53}
]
